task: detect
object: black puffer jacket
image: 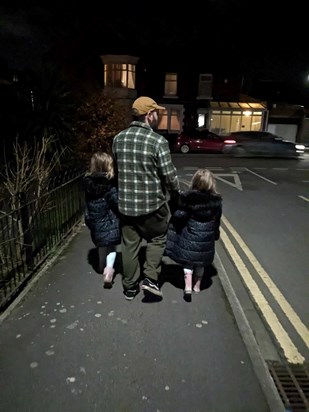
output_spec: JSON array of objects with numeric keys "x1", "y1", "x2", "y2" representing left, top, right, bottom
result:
[
  {"x1": 164, "y1": 190, "x2": 222, "y2": 268},
  {"x1": 83, "y1": 173, "x2": 120, "y2": 247}
]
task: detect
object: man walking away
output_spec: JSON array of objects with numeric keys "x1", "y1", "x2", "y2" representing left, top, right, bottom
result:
[{"x1": 112, "y1": 96, "x2": 180, "y2": 301}]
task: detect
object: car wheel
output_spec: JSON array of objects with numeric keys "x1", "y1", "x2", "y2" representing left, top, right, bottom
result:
[
  {"x1": 180, "y1": 144, "x2": 190, "y2": 153},
  {"x1": 232, "y1": 146, "x2": 247, "y2": 157}
]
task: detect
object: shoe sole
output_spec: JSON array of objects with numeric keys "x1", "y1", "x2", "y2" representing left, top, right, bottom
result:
[{"x1": 141, "y1": 284, "x2": 163, "y2": 297}]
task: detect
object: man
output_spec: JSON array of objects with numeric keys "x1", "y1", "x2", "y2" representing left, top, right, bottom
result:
[{"x1": 112, "y1": 96, "x2": 180, "y2": 300}]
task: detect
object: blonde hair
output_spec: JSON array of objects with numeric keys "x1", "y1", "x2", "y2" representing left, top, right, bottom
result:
[
  {"x1": 90, "y1": 152, "x2": 115, "y2": 179},
  {"x1": 191, "y1": 168, "x2": 217, "y2": 193}
]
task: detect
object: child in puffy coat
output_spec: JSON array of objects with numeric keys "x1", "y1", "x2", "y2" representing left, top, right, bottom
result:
[
  {"x1": 84, "y1": 152, "x2": 121, "y2": 288},
  {"x1": 164, "y1": 168, "x2": 222, "y2": 300}
]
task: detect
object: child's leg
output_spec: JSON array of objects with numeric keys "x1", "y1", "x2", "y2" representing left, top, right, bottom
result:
[
  {"x1": 193, "y1": 266, "x2": 204, "y2": 293},
  {"x1": 106, "y1": 251, "x2": 116, "y2": 268},
  {"x1": 183, "y1": 268, "x2": 193, "y2": 293},
  {"x1": 98, "y1": 247, "x2": 108, "y2": 273},
  {"x1": 103, "y1": 249, "x2": 116, "y2": 287}
]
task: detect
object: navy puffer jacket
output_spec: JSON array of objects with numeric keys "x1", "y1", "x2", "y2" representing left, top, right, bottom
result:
[
  {"x1": 164, "y1": 190, "x2": 222, "y2": 268},
  {"x1": 84, "y1": 173, "x2": 121, "y2": 247}
]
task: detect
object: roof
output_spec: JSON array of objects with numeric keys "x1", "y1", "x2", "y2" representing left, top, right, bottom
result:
[{"x1": 210, "y1": 101, "x2": 266, "y2": 110}]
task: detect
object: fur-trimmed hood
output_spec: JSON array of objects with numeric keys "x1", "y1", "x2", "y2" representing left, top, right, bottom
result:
[
  {"x1": 180, "y1": 190, "x2": 222, "y2": 210},
  {"x1": 83, "y1": 173, "x2": 116, "y2": 197}
]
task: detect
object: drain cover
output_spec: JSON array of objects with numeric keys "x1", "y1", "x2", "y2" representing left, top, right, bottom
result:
[{"x1": 267, "y1": 361, "x2": 309, "y2": 411}]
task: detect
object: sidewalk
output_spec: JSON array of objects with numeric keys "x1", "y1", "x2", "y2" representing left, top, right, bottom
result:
[{"x1": 0, "y1": 223, "x2": 284, "y2": 412}]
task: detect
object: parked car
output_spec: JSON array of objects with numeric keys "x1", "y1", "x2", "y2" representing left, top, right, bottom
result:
[
  {"x1": 171, "y1": 129, "x2": 236, "y2": 154},
  {"x1": 222, "y1": 131, "x2": 305, "y2": 158}
]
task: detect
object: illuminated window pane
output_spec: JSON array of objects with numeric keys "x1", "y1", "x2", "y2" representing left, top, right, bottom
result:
[
  {"x1": 170, "y1": 109, "x2": 181, "y2": 131},
  {"x1": 104, "y1": 63, "x2": 136, "y2": 89},
  {"x1": 158, "y1": 107, "x2": 182, "y2": 133},
  {"x1": 240, "y1": 115, "x2": 252, "y2": 130},
  {"x1": 239, "y1": 103, "x2": 250, "y2": 108},
  {"x1": 127, "y1": 64, "x2": 135, "y2": 89},
  {"x1": 158, "y1": 111, "x2": 168, "y2": 130},
  {"x1": 210, "y1": 114, "x2": 221, "y2": 134},
  {"x1": 198, "y1": 114, "x2": 205, "y2": 127},
  {"x1": 230, "y1": 115, "x2": 241, "y2": 132},
  {"x1": 251, "y1": 115, "x2": 262, "y2": 130},
  {"x1": 220, "y1": 115, "x2": 231, "y2": 134}
]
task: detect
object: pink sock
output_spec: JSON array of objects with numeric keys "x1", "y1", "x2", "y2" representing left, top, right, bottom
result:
[{"x1": 184, "y1": 269, "x2": 193, "y2": 291}]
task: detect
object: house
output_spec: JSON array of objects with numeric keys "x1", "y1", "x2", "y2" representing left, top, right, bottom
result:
[
  {"x1": 267, "y1": 103, "x2": 309, "y2": 144},
  {"x1": 100, "y1": 54, "x2": 308, "y2": 144}
]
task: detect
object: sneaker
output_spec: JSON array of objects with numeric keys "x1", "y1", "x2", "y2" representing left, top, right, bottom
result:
[
  {"x1": 123, "y1": 288, "x2": 139, "y2": 301},
  {"x1": 183, "y1": 291, "x2": 192, "y2": 303},
  {"x1": 141, "y1": 278, "x2": 163, "y2": 297}
]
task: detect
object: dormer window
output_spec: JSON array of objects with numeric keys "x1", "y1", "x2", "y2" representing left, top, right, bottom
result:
[
  {"x1": 104, "y1": 63, "x2": 136, "y2": 89},
  {"x1": 164, "y1": 73, "x2": 178, "y2": 97}
]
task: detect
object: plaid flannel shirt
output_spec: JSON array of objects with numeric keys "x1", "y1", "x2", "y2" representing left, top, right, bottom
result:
[{"x1": 112, "y1": 121, "x2": 180, "y2": 216}]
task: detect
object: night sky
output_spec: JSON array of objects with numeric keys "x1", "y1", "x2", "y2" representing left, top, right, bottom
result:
[{"x1": 1, "y1": 0, "x2": 308, "y2": 102}]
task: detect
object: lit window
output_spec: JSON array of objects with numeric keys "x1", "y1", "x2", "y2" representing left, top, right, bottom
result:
[
  {"x1": 104, "y1": 63, "x2": 136, "y2": 89},
  {"x1": 198, "y1": 114, "x2": 205, "y2": 127},
  {"x1": 157, "y1": 106, "x2": 183, "y2": 133}
]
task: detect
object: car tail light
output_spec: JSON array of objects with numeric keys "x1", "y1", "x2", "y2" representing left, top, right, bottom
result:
[{"x1": 224, "y1": 139, "x2": 236, "y2": 144}]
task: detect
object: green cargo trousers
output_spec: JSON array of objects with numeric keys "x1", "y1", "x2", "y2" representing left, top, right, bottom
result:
[{"x1": 120, "y1": 202, "x2": 170, "y2": 291}]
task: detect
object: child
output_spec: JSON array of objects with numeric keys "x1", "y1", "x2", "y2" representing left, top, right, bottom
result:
[
  {"x1": 164, "y1": 168, "x2": 222, "y2": 300},
  {"x1": 83, "y1": 152, "x2": 121, "y2": 288}
]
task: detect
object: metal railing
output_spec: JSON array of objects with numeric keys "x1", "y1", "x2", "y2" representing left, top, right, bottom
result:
[{"x1": 0, "y1": 171, "x2": 85, "y2": 311}]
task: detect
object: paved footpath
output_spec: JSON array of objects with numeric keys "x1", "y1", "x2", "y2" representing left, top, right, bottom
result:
[{"x1": 0, "y1": 224, "x2": 284, "y2": 412}]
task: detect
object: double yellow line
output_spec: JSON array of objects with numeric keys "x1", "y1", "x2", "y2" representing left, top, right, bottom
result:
[{"x1": 221, "y1": 215, "x2": 309, "y2": 364}]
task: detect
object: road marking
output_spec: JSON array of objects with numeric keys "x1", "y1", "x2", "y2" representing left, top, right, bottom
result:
[
  {"x1": 298, "y1": 195, "x2": 309, "y2": 202},
  {"x1": 221, "y1": 226, "x2": 305, "y2": 364},
  {"x1": 245, "y1": 168, "x2": 277, "y2": 185},
  {"x1": 215, "y1": 173, "x2": 243, "y2": 191},
  {"x1": 222, "y1": 215, "x2": 309, "y2": 351},
  {"x1": 183, "y1": 167, "x2": 224, "y2": 170},
  {"x1": 178, "y1": 178, "x2": 190, "y2": 189},
  {"x1": 180, "y1": 173, "x2": 243, "y2": 191},
  {"x1": 230, "y1": 167, "x2": 247, "y2": 172}
]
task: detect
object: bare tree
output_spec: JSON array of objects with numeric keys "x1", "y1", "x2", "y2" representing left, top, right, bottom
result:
[{"x1": 0, "y1": 135, "x2": 67, "y2": 278}]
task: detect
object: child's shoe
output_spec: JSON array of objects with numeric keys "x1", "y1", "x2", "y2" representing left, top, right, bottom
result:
[{"x1": 183, "y1": 289, "x2": 192, "y2": 302}]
